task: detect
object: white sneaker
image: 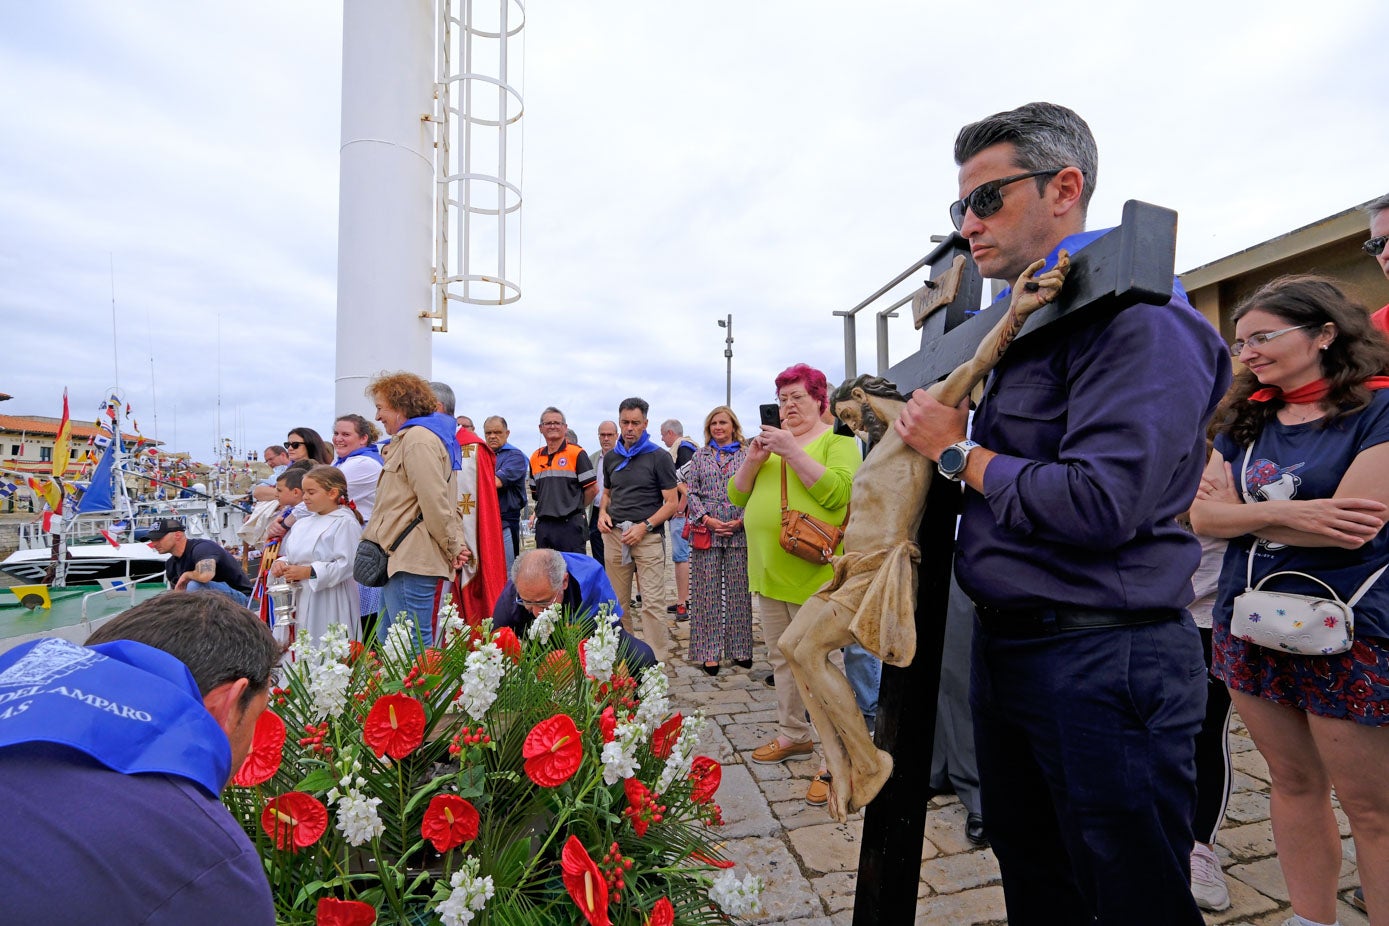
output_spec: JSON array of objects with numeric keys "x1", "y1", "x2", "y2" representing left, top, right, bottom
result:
[{"x1": 1190, "y1": 842, "x2": 1230, "y2": 912}]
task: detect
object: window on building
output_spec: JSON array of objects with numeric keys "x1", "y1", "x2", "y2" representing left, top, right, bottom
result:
[
  {"x1": 40, "y1": 447, "x2": 52, "y2": 462},
  {"x1": 9, "y1": 445, "x2": 19, "y2": 456}
]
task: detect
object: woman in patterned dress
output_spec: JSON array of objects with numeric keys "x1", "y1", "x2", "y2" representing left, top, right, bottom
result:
[{"x1": 684, "y1": 406, "x2": 752, "y2": 675}]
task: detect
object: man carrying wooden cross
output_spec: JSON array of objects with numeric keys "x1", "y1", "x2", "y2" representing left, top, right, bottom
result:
[{"x1": 896, "y1": 102, "x2": 1231, "y2": 925}]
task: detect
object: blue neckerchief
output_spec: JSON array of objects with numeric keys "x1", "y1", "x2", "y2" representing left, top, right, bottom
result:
[
  {"x1": 399, "y1": 412, "x2": 462, "y2": 470},
  {"x1": 335, "y1": 445, "x2": 384, "y2": 466},
  {"x1": 0, "y1": 638, "x2": 232, "y2": 796},
  {"x1": 709, "y1": 439, "x2": 741, "y2": 454},
  {"x1": 988, "y1": 227, "x2": 1189, "y2": 308},
  {"x1": 612, "y1": 430, "x2": 660, "y2": 471}
]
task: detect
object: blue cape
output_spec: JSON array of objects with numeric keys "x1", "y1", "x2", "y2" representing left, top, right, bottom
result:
[
  {"x1": 399, "y1": 412, "x2": 462, "y2": 470},
  {"x1": 335, "y1": 444, "x2": 384, "y2": 466}
]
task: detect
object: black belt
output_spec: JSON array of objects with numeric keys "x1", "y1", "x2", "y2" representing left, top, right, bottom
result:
[
  {"x1": 975, "y1": 604, "x2": 1181, "y2": 638},
  {"x1": 538, "y1": 512, "x2": 584, "y2": 521}
]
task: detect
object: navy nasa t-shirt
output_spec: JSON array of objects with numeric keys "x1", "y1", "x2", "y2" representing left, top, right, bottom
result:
[{"x1": 1212, "y1": 389, "x2": 1389, "y2": 638}]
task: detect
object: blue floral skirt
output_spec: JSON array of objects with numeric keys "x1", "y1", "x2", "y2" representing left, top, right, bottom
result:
[{"x1": 1212, "y1": 622, "x2": 1389, "y2": 726}]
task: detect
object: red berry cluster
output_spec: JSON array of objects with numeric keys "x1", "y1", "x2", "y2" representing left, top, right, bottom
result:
[
  {"x1": 600, "y1": 841, "x2": 634, "y2": 902},
  {"x1": 595, "y1": 674, "x2": 639, "y2": 715},
  {"x1": 401, "y1": 664, "x2": 437, "y2": 696},
  {"x1": 624, "y1": 788, "x2": 666, "y2": 837},
  {"x1": 270, "y1": 685, "x2": 290, "y2": 707},
  {"x1": 448, "y1": 724, "x2": 491, "y2": 756},
  {"x1": 703, "y1": 803, "x2": 725, "y2": 827},
  {"x1": 298, "y1": 721, "x2": 332, "y2": 755}
]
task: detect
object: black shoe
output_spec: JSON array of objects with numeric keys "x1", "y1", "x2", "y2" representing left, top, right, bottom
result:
[
  {"x1": 1351, "y1": 886, "x2": 1367, "y2": 913},
  {"x1": 701, "y1": 663, "x2": 720, "y2": 676},
  {"x1": 633, "y1": 595, "x2": 642, "y2": 607},
  {"x1": 763, "y1": 673, "x2": 775, "y2": 687},
  {"x1": 965, "y1": 813, "x2": 988, "y2": 847},
  {"x1": 673, "y1": 604, "x2": 688, "y2": 621},
  {"x1": 734, "y1": 658, "x2": 753, "y2": 669}
]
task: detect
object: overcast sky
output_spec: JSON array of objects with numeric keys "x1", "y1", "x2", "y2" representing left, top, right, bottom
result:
[{"x1": 1, "y1": 2, "x2": 1384, "y2": 461}]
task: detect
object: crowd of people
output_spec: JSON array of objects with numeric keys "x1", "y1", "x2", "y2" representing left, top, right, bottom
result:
[{"x1": 3, "y1": 100, "x2": 1386, "y2": 926}]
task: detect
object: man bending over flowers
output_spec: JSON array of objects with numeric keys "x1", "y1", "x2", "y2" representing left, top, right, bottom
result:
[
  {"x1": 0, "y1": 592, "x2": 281, "y2": 925},
  {"x1": 493, "y1": 548, "x2": 658, "y2": 674}
]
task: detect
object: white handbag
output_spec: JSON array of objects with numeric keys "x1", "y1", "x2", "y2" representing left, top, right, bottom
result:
[{"x1": 1230, "y1": 444, "x2": 1387, "y2": 655}]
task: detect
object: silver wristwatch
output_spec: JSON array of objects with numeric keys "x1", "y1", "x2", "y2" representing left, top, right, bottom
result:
[{"x1": 938, "y1": 440, "x2": 979, "y2": 482}]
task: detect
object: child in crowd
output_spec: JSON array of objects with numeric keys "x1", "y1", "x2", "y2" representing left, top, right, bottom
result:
[{"x1": 270, "y1": 465, "x2": 365, "y2": 645}]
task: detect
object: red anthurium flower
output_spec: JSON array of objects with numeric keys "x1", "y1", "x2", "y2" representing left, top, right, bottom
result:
[
  {"x1": 232, "y1": 708, "x2": 285, "y2": 787},
  {"x1": 413, "y1": 648, "x2": 443, "y2": 676},
  {"x1": 561, "y1": 835, "x2": 610, "y2": 926},
  {"x1": 260, "y1": 791, "x2": 328, "y2": 851},
  {"x1": 362, "y1": 693, "x2": 426, "y2": 759},
  {"x1": 420, "y1": 794, "x2": 480, "y2": 852},
  {"x1": 493, "y1": 626, "x2": 521, "y2": 662},
  {"x1": 651, "y1": 713, "x2": 683, "y2": 759},
  {"x1": 599, "y1": 706, "x2": 617, "y2": 743},
  {"x1": 645, "y1": 897, "x2": 674, "y2": 926},
  {"x1": 688, "y1": 756, "x2": 721, "y2": 804},
  {"x1": 578, "y1": 639, "x2": 589, "y2": 673},
  {"x1": 315, "y1": 897, "x2": 377, "y2": 926},
  {"x1": 689, "y1": 850, "x2": 736, "y2": 869},
  {"x1": 522, "y1": 713, "x2": 583, "y2": 787},
  {"x1": 538, "y1": 649, "x2": 575, "y2": 686}
]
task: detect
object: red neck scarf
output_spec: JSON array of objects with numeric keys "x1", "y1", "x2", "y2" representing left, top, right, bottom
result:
[{"x1": 1250, "y1": 376, "x2": 1389, "y2": 404}]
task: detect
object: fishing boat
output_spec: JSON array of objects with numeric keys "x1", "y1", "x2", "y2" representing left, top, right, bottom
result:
[{"x1": 0, "y1": 579, "x2": 168, "y2": 655}]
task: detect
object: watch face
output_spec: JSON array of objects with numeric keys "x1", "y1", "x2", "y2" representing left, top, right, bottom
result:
[{"x1": 939, "y1": 447, "x2": 965, "y2": 475}]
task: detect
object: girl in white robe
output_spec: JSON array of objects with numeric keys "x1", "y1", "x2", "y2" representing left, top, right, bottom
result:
[{"x1": 272, "y1": 465, "x2": 365, "y2": 645}]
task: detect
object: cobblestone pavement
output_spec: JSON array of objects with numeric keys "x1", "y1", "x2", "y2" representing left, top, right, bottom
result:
[{"x1": 640, "y1": 580, "x2": 1369, "y2": 926}]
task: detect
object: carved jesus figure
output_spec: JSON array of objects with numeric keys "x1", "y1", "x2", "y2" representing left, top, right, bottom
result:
[{"x1": 781, "y1": 252, "x2": 1071, "y2": 822}]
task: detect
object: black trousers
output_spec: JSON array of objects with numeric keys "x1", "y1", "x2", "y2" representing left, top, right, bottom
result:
[{"x1": 535, "y1": 512, "x2": 587, "y2": 554}]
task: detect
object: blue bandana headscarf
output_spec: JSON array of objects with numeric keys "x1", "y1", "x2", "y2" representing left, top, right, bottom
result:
[
  {"x1": 612, "y1": 430, "x2": 661, "y2": 471},
  {"x1": 399, "y1": 412, "x2": 462, "y2": 470}
]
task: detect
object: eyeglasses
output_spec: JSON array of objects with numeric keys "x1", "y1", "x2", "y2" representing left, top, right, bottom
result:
[
  {"x1": 949, "y1": 168, "x2": 1065, "y2": 231},
  {"x1": 776, "y1": 392, "x2": 810, "y2": 406},
  {"x1": 1229, "y1": 325, "x2": 1311, "y2": 357},
  {"x1": 285, "y1": 440, "x2": 306, "y2": 449},
  {"x1": 515, "y1": 592, "x2": 561, "y2": 609},
  {"x1": 1365, "y1": 236, "x2": 1388, "y2": 257},
  {"x1": 540, "y1": 421, "x2": 565, "y2": 428}
]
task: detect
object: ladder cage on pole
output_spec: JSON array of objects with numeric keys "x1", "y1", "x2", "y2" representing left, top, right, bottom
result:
[{"x1": 434, "y1": 0, "x2": 525, "y2": 325}]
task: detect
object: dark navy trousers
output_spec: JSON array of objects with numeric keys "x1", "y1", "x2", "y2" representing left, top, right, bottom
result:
[{"x1": 970, "y1": 615, "x2": 1207, "y2": 925}]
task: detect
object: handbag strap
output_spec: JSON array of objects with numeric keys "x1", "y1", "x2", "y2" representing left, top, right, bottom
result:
[
  {"x1": 780, "y1": 458, "x2": 851, "y2": 524},
  {"x1": 1239, "y1": 442, "x2": 1389, "y2": 604},
  {"x1": 388, "y1": 513, "x2": 424, "y2": 552}
]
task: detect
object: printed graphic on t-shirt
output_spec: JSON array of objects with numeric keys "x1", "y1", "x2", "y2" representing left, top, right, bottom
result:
[{"x1": 1245, "y1": 458, "x2": 1305, "y2": 502}]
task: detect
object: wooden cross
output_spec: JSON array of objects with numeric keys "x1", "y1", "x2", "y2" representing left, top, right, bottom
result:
[{"x1": 853, "y1": 200, "x2": 1178, "y2": 924}]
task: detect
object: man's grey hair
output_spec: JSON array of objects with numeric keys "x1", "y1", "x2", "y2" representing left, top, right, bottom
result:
[
  {"x1": 485, "y1": 415, "x2": 508, "y2": 429},
  {"x1": 539, "y1": 406, "x2": 566, "y2": 426},
  {"x1": 1365, "y1": 193, "x2": 1389, "y2": 219},
  {"x1": 954, "y1": 102, "x2": 1099, "y2": 217},
  {"x1": 514, "y1": 548, "x2": 566, "y2": 590},
  {"x1": 660, "y1": 419, "x2": 683, "y2": 435},
  {"x1": 429, "y1": 381, "x2": 456, "y2": 416}
]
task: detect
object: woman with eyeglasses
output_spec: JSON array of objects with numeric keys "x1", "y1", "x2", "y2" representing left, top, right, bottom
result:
[
  {"x1": 1189, "y1": 275, "x2": 1389, "y2": 925},
  {"x1": 684, "y1": 405, "x2": 753, "y2": 676},
  {"x1": 286, "y1": 427, "x2": 333, "y2": 466},
  {"x1": 1365, "y1": 193, "x2": 1389, "y2": 338},
  {"x1": 729, "y1": 363, "x2": 860, "y2": 806}
]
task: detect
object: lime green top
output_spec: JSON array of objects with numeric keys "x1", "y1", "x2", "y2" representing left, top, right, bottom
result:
[{"x1": 727, "y1": 429, "x2": 861, "y2": 605}]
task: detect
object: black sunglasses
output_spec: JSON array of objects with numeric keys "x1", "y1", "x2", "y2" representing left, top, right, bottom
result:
[
  {"x1": 1365, "y1": 235, "x2": 1387, "y2": 257},
  {"x1": 949, "y1": 168, "x2": 1065, "y2": 231},
  {"x1": 285, "y1": 440, "x2": 306, "y2": 449}
]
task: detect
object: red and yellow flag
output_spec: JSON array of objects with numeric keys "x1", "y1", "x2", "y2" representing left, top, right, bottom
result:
[{"x1": 52, "y1": 389, "x2": 72, "y2": 478}]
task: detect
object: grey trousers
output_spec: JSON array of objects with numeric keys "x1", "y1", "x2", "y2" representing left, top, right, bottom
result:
[{"x1": 930, "y1": 570, "x2": 981, "y2": 815}]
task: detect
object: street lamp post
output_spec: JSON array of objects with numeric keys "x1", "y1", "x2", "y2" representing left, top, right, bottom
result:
[{"x1": 717, "y1": 314, "x2": 733, "y2": 407}]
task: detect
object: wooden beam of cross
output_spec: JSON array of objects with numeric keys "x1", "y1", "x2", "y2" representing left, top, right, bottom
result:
[{"x1": 852, "y1": 199, "x2": 1177, "y2": 925}]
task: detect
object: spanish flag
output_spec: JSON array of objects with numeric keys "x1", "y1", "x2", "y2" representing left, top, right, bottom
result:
[{"x1": 52, "y1": 389, "x2": 72, "y2": 478}]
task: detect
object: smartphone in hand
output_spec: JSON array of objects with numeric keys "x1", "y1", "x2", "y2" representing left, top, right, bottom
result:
[{"x1": 759, "y1": 403, "x2": 781, "y2": 429}]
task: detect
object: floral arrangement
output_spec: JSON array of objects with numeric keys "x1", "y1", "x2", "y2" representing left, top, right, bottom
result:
[{"x1": 223, "y1": 601, "x2": 764, "y2": 925}]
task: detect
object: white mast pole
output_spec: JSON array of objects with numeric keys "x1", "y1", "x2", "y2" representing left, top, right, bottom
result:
[{"x1": 335, "y1": 0, "x2": 437, "y2": 419}]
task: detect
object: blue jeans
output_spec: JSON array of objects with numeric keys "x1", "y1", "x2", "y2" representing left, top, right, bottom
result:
[
  {"x1": 971, "y1": 616, "x2": 1205, "y2": 925},
  {"x1": 379, "y1": 572, "x2": 442, "y2": 649},
  {"x1": 186, "y1": 580, "x2": 250, "y2": 608},
  {"x1": 669, "y1": 516, "x2": 691, "y2": 563},
  {"x1": 842, "y1": 642, "x2": 882, "y2": 728},
  {"x1": 501, "y1": 521, "x2": 518, "y2": 576}
]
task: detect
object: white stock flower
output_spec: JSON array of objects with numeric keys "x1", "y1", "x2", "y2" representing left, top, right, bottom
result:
[
  {"x1": 708, "y1": 868, "x2": 765, "y2": 917},
  {"x1": 600, "y1": 721, "x2": 642, "y2": 784},
  {"x1": 383, "y1": 616, "x2": 418, "y2": 662},
  {"x1": 631, "y1": 668, "x2": 670, "y2": 735},
  {"x1": 528, "y1": 604, "x2": 559, "y2": 644},
  {"x1": 584, "y1": 612, "x2": 620, "y2": 685},
  {"x1": 303, "y1": 653, "x2": 352, "y2": 721},
  {"x1": 435, "y1": 856, "x2": 495, "y2": 926},
  {"x1": 437, "y1": 597, "x2": 467, "y2": 648},
  {"x1": 331, "y1": 778, "x2": 384, "y2": 847},
  {"x1": 656, "y1": 711, "x2": 707, "y2": 793},
  {"x1": 459, "y1": 641, "x2": 506, "y2": 720},
  {"x1": 320, "y1": 622, "x2": 352, "y2": 662}
]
